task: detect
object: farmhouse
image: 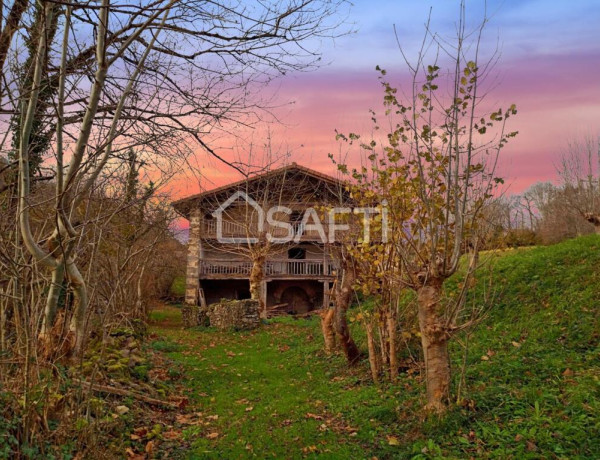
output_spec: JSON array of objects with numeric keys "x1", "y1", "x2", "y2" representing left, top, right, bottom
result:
[{"x1": 173, "y1": 163, "x2": 352, "y2": 315}]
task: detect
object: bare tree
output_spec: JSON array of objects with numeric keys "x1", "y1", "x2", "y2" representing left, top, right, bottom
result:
[
  {"x1": 557, "y1": 135, "x2": 600, "y2": 232},
  {"x1": 1, "y1": 0, "x2": 349, "y2": 356}
]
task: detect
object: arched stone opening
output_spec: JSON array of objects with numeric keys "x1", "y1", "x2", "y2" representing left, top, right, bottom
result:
[{"x1": 280, "y1": 286, "x2": 312, "y2": 314}]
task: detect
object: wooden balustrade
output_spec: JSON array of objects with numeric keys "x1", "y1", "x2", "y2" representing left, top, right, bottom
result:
[
  {"x1": 199, "y1": 259, "x2": 252, "y2": 276},
  {"x1": 199, "y1": 259, "x2": 338, "y2": 278},
  {"x1": 200, "y1": 218, "x2": 362, "y2": 241}
]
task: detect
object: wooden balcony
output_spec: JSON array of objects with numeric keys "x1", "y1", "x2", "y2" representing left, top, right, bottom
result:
[
  {"x1": 199, "y1": 258, "x2": 338, "y2": 280},
  {"x1": 200, "y1": 219, "x2": 352, "y2": 242}
]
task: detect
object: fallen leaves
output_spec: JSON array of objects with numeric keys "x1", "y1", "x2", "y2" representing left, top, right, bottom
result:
[
  {"x1": 162, "y1": 429, "x2": 182, "y2": 441},
  {"x1": 387, "y1": 435, "x2": 400, "y2": 446},
  {"x1": 115, "y1": 405, "x2": 130, "y2": 415},
  {"x1": 481, "y1": 349, "x2": 496, "y2": 361},
  {"x1": 145, "y1": 441, "x2": 155, "y2": 455},
  {"x1": 175, "y1": 413, "x2": 201, "y2": 425},
  {"x1": 125, "y1": 447, "x2": 145, "y2": 459}
]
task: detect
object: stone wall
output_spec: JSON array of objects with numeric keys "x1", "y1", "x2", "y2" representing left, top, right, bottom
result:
[
  {"x1": 181, "y1": 299, "x2": 260, "y2": 331},
  {"x1": 207, "y1": 299, "x2": 260, "y2": 331},
  {"x1": 181, "y1": 305, "x2": 209, "y2": 328}
]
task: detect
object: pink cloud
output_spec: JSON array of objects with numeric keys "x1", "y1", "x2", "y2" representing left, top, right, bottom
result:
[{"x1": 172, "y1": 50, "x2": 600, "y2": 226}]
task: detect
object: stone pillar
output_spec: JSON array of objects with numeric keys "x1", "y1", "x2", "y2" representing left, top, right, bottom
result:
[{"x1": 185, "y1": 208, "x2": 202, "y2": 305}]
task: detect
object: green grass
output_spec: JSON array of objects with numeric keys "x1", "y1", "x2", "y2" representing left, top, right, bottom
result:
[
  {"x1": 170, "y1": 276, "x2": 186, "y2": 298},
  {"x1": 150, "y1": 235, "x2": 600, "y2": 459}
]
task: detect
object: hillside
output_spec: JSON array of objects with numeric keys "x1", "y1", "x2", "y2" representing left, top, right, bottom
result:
[{"x1": 148, "y1": 236, "x2": 600, "y2": 459}]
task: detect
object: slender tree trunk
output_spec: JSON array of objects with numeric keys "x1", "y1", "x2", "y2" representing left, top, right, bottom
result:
[
  {"x1": 136, "y1": 262, "x2": 147, "y2": 318},
  {"x1": 378, "y1": 320, "x2": 388, "y2": 369},
  {"x1": 0, "y1": 0, "x2": 29, "y2": 77},
  {"x1": 39, "y1": 260, "x2": 65, "y2": 353},
  {"x1": 319, "y1": 308, "x2": 336, "y2": 354},
  {"x1": 365, "y1": 319, "x2": 379, "y2": 383},
  {"x1": 417, "y1": 279, "x2": 450, "y2": 414},
  {"x1": 386, "y1": 307, "x2": 398, "y2": 381},
  {"x1": 334, "y1": 264, "x2": 360, "y2": 365},
  {"x1": 67, "y1": 260, "x2": 88, "y2": 356},
  {"x1": 0, "y1": 279, "x2": 9, "y2": 352}
]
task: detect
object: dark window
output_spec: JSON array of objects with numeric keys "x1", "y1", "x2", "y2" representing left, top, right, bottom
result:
[
  {"x1": 290, "y1": 210, "x2": 303, "y2": 223},
  {"x1": 288, "y1": 247, "x2": 306, "y2": 259},
  {"x1": 290, "y1": 211, "x2": 303, "y2": 234}
]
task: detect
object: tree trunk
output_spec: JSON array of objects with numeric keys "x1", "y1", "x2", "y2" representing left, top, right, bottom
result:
[
  {"x1": 0, "y1": 0, "x2": 29, "y2": 77},
  {"x1": 334, "y1": 265, "x2": 360, "y2": 365},
  {"x1": 386, "y1": 307, "x2": 398, "y2": 382},
  {"x1": 417, "y1": 280, "x2": 450, "y2": 414},
  {"x1": 250, "y1": 256, "x2": 266, "y2": 318},
  {"x1": 365, "y1": 319, "x2": 379, "y2": 383},
  {"x1": 319, "y1": 308, "x2": 336, "y2": 354},
  {"x1": 136, "y1": 262, "x2": 147, "y2": 318},
  {"x1": 67, "y1": 260, "x2": 88, "y2": 356},
  {"x1": 39, "y1": 260, "x2": 65, "y2": 355}
]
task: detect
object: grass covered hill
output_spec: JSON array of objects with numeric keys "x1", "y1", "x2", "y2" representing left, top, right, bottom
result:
[{"x1": 148, "y1": 235, "x2": 600, "y2": 459}]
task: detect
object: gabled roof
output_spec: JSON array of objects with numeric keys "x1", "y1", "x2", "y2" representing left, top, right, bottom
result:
[{"x1": 172, "y1": 163, "x2": 349, "y2": 219}]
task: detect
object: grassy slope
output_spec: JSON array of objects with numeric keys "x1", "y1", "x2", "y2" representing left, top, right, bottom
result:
[{"x1": 150, "y1": 236, "x2": 600, "y2": 459}]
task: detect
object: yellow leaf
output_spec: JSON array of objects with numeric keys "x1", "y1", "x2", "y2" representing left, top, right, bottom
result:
[{"x1": 387, "y1": 436, "x2": 400, "y2": 446}]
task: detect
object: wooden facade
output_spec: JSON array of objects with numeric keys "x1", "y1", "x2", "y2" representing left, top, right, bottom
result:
[{"x1": 173, "y1": 164, "x2": 349, "y2": 314}]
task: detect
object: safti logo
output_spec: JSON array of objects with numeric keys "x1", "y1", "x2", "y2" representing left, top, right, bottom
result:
[{"x1": 212, "y1": 191, "x2": 388, "y2": 244}]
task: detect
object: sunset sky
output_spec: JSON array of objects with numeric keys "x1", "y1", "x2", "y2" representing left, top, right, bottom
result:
[{"x1": 173, "y1": 0, "x2": 600, "y2": 213}]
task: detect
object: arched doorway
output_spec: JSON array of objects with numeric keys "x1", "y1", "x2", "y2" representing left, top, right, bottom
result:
[{"x1": 280, "y1": 286, "x2": 312, "y2": 314}]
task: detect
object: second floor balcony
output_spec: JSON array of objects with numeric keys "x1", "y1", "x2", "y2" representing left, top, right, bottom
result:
[
  {"x1": 198, "y1": 258, "x2": 338, "y2": 279},
  {"x1": 201, "y1": 219, "x2": 329, "y2": 242},
  {"x1": 200, "y1": 216, "x2": 366, "y2": 243}
]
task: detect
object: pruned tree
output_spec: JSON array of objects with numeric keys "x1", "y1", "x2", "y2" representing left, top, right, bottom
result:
[
  {"x1": 331, "y1": 246, "x2": 361, "y2": 364},
  {"x1": 335, "y1": 2, "x2": 518, "y2": 412}
]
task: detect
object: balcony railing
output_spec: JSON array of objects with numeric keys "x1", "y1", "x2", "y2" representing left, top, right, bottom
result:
[
  {"x1": 199, "y1": 259, "x2": 338, "y2": 278},
  {"x1": 199, "y1": 259, "x2": 253, "y2": 276},
  {"x1": 201, "y1": 219, "x2": 357, "y2": 241}
]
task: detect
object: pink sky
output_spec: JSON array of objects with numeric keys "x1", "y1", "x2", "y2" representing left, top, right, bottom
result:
[
  {"x1": 170, "y1": 2, "x2": 600, "y2": 229},
  {"x1": 172, "y1": 50, "x2": 600, "y2": 199}
]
